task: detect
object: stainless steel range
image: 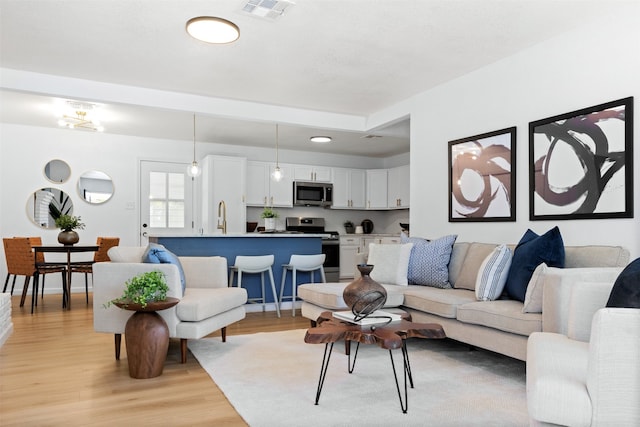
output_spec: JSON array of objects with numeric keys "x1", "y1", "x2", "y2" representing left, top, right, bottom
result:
[{"x1": 285, "y1": 217, "x2": 340, "y2": 282}]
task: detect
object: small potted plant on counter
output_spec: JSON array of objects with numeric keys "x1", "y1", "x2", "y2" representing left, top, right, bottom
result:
[
  {"x1": 55, "y1": 214, "x2": 85, "y2": 246},
  {"x1": 261, "y1": 207, "x2": 279, "y2": 231},
  {"x1": 344, "y1": 220, "x2": 355, "y2": 234}
]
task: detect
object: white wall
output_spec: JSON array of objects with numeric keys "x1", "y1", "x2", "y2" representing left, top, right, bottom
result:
[{"x1": 398, "y1": 7, "x2": 640, "y2": 258}]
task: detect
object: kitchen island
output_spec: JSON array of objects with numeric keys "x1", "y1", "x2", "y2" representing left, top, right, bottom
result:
[{"x1": 149, "y1": 234, "x2": 324, "y2": 311}]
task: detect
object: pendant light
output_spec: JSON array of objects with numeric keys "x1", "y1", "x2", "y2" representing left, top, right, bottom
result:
[
  {"x1": 187, "y1": 114, "x2": 202, "y2": 177},
  {"x1": 271, "y1": 124, "x2": 283, "y2": 182}
]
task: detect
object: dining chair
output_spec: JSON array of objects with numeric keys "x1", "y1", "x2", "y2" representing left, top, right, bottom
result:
[
  {"x1": 70, "y1": 237, "x2": 120, "y2": 303},
  {"x1": 3, "y1": 237, "x2": 68, "y2": 313}
]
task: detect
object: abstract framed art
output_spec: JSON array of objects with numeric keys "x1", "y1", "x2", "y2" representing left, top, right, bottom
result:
[
  {"x1": 449, "y1": 127, "x2": 516, "y2": 222},
  {"x1": 529, "y1": 97, "x2": 633, "y2": 220}
]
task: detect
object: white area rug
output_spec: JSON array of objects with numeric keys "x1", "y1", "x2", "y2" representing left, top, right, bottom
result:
[{"x1": 189, "y1": 329, "x2": 527, "y2": 426}]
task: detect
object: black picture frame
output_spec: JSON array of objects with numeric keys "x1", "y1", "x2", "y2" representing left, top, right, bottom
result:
[
  {"x1": 448, "y1": 127, "x2": 517, "y2": 222},
  {"x1": 529, "y1": 97, "x2": 633, "y2": 220}
]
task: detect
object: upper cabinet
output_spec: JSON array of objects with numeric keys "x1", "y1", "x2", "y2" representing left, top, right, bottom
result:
[
  {"x1": 246, "y1": 161, "x2": 293, "y2": 207},
  {"x1": 387, "y1": 164, "x2": 410, "y2": 209},
  {"x1": 294, "y1": 165, "x2": 332, "y2": 182},
  {"x1": 332, "y1": 168, "x2": 366, "y2": 209},
  {"x1": 201, "y1": 155, "x2": 247, "y2": 234},
  {"x1": 366, "y1": 169, "x2": 388, "y2": 209}
]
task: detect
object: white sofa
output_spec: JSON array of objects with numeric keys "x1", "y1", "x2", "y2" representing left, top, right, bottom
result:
[
  {"x1": 93, "y1": 246, "x2": 247, "y2": 363},
  {"x1": 299, "y1": 242, "x2": 630, "y2": 361},
  {"x1": 527, "y1": 280, "x2": 640, "y2": 426}
]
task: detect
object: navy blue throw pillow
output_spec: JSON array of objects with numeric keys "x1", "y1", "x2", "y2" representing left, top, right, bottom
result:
[
  {"x1": 606, "y1": 258, "x2": 640, "y2": 308},
  {"x1": 504, "y1": 226, "x2": 565, "y2": 302},
  {"x1": 143, "y1": 243, "x2": 186, "y2": 295}
]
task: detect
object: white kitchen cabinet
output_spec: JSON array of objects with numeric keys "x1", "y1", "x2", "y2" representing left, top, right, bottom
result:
[
  {"x1": 246, "y1": 161, "x2": 293, "y2": 207},
  {"x1": 339, "y1": 235, "x2": 362, "y2": 279},
  {"x1": 387, "y1": 164, "x2": 410, "y2": 208},
  {"x1": 331, "y1": 167, "x2": 366, "y2": 209},
  {"x1": 201, "y1": 155, "x2": 246, "y2": 234},
  {"x1": 366, "y1": 169, "x2": 388, "y2": 209},
  {"x1": 294, "y1": 165, "x2": 332, "y2": 182}
]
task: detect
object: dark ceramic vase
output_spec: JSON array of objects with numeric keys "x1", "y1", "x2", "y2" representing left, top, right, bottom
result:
[
  {"x1": 58, "y1": 230, "x2": 79, "y2": 246},
  {"x1": 343, "y1": 264, "x2": 387, "y2": 320}
]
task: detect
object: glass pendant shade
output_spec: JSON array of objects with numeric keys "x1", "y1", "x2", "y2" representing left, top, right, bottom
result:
[
  {"x1": 271, "y1": 124, "x2": 282, "y2": 182},
  {"x1": 187, "y1": 114, "x2": 201, "y2": 177}
]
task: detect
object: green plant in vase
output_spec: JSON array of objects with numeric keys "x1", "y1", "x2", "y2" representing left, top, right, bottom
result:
[
  {"x1": 54, "y1": 214, "x2": 85, "y2": 245},
  {"x1": 106, "y1": 271, "x2": 169, "y2": 309},
  {"x1": 261, "y1": 207, "x2": 279, "y2": 231}
]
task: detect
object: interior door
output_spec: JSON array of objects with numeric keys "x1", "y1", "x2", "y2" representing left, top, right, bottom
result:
[{"x1": 139, "y1": 160, "x2": 195, "y2": 245}]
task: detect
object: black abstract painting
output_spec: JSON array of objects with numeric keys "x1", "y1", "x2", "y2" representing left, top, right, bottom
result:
[
  {"x1": 529, "y1": 97, "x2": 633, "y2": 220},
  {"x1": 449, "y1": 127, "x2": 516, "y2": 222}
]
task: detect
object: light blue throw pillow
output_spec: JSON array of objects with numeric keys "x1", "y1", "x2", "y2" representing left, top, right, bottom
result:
[
  {"x1": 143, "y1": 243, "x2": 186, "y2": 295},
  {"x1": 401, "y1": 234, "x2": 457, "y2": 288}
]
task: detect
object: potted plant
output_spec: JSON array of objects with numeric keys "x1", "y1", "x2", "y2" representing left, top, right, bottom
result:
[
  {"x1": 344, "y1": 220, "x2": 355, "y2": 234},
  {"x1": 107, "y1": 271, "x2": 169, "y2": 309},
  {"x1": 55, "y1": 214, "x2": 85, "y2": 246},
  {"x1": 261, "y1": 207, "x2": 279, "y2": 231}
]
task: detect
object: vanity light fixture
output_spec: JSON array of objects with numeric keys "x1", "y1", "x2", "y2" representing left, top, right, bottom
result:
[
  {"x1": 271, "y1": 124, "x2": 283, "y2": 182},
  {"x1": 309, "y1": 136, "x2": 332, "y2": 143},
  {"x1": 57, "y1": 102, "x2": 104, "y2": 132},
  {"x1": 186, "y1": 17, "x2": 240, "y2": 44},
  {"x1": 187, "y1": 114, "x2": 202, "y2": 178}
]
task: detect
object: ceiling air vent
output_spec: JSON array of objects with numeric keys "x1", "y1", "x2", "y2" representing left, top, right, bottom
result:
[{"x1": 241, "y1": 0, "x2": 295, "y2": 20}]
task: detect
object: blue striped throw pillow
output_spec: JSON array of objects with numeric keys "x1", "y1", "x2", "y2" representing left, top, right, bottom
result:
[{"x1": 475, "y1": 244, "x2": 512, "y2": 301}]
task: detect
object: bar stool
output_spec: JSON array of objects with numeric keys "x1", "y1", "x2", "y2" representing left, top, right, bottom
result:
[
  {"x1": 280, "y1": 254, "x2": 326, "y2": 316},
  {"x1": 229, "y1": 255, "x2": 281, "y2": 317}
]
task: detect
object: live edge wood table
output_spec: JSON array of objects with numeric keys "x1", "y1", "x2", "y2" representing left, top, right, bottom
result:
[
  {"x1": 114, "y1": 298, "x2": 179, "y2": 379},
  {"x1": 304, "y1": 311, "x2": 446, "y2": 413}
]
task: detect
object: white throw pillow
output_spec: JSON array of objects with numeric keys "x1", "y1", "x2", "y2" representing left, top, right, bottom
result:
[
  {"x1": 522, "y1": 263, "x2": 548, "y2": 313},
  {"x1": 367, "y1": 243, "x2": 413, "y2": 286},
  {"x1": 475, "y1": 244, "x2": 512, "y2": 301}
]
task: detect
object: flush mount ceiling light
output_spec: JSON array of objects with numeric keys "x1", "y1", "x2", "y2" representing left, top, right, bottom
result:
[
  {"x1": 309, "y1": 136, "x2": 332, "y2": 143},
  {"x1": 57, "y1": 101, "x2": 104, "y2": 132},
  {"x1": 186, "y1": 17, "x2": 240, "y2": 44}
]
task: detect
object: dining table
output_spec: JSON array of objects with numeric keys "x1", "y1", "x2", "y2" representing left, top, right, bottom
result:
[{"x1": 33, "y1": 245, "x2": 99, "y2": 310}]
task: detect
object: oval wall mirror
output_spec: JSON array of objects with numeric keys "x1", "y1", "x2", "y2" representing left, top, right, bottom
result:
[
  {"x1": 44, "y1": 159, "x2": 71, "y2": 183},
  {"x1": 77, "y1": 170, "x2": 114, "y2": 204},
  {"x1": 26, "y1": 188, "x2": 74, "y2": 229}
]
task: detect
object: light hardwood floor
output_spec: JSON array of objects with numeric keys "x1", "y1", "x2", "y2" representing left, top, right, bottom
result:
[{"x1": 0, "y1": 293, "x2": 310, "y2": 426}]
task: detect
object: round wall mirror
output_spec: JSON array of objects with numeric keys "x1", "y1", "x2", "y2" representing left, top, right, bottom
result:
[
  {"x1": 26, "y1": 188, "x2": 74, "y2": 229},
  {"x1": 78, "y1": 170, "x2": 114, "y2": 204},
  {"x1": 44, "y1": 159, "x2": 71, "y2": 183}
]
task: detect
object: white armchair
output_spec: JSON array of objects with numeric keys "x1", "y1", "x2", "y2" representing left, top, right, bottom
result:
[
  {"x1": 527, "y1": 276, "x2": 640, "y2": 426},
  {"x1": 93, "y1": 246, "x2": 247, "y2": 363}
]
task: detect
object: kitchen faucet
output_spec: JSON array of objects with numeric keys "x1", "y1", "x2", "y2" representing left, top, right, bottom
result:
[{"x1": 217, "y1": 200, "x2": 227, "y2": 234}]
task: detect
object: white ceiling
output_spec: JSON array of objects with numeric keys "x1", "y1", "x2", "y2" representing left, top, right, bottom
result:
[{"x1": 0, "y1": 0, "x2": 630, "y2": 157}]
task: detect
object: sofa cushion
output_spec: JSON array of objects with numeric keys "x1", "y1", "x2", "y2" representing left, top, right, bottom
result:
[
  {"x1": 367, "y1": 243, "x2": 413, "y2": 286},
  {"x1": 402, "y1": 286, "x2": 477, "y2": 318},
  {"x1": 143, "y1": 243, "x2": 186, "y2": 294},
  {"x1": 475, "y1": 244, "x2": 512, "y2": 301},
  {"x1": 298, "y1": 282, "x2": 405, "y2": 310},
  {"x1": 522, "y1": 263, "x2": 548, "y2": 313},
  {"x1": 177, "y1": 287, "x2": 247, "y2": 322},
  {"x1": 606, "y1": 257, "x2": 640, "y2": 308},
  {"x1": 457, "y1": 300, "x2": 542, "y2": 336},
  {"x1": 448, "y1": 242, "x2": 470, "y2": 286},
  {"x1": 401, "y1": 234, "x2": 457, "y2": 288},
  {"x1": 505, "y1": 227, "x2": 565, "y2": 302},
  {"x1": 454, "y1": 243, "x2": 497, "y2": 290},
  {"x1": 107, "y1": 246, "x2": 146, "y2": 263}
]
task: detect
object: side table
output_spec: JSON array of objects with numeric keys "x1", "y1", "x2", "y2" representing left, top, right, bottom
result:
[
  {"x1": 304, "y1": 311, "x2": 446, "y2": 413},
  {"x1": 114, "y1": 297, "x2": 179, "y2": 379}
]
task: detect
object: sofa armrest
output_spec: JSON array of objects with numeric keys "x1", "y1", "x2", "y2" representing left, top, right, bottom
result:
[
  {"x1": 92, "y1": 262, "x2": 182, "y2": 334},
  {"x1": 588, "y1": 308, "x2": 640, "y2": 426},
  {"x1": 567, "y1": 281, "x2": 616, "y2": 342},
  {"x1": 542, "y1": 267, "x2": 622, "y2": 335}
]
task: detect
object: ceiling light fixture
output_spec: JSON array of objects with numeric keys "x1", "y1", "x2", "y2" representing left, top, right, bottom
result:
[
  {"x1": 271, "y1": 124, "x2": 283, "y2": 182},
  {"x1": 187, "y1": 114, "x2": 202, "y2": 178},
  {"x1": 186, "y1": 17, "x2": 240, "y2": 44},
  {"x1": 310, "y1": 136, "x2": 332, "y2": 143},
  {"x1": 57, "y1": 101, "x2": 104, "y2": 132}
]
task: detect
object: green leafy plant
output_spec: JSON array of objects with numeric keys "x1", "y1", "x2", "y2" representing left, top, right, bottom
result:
[
  {"x1": 107, "y1": 271, "x2": 169, "y2": 308},
  {"x1": 344, "y1": 220, "x2": 354, "y2": 227},
  {"x1": 260, "y1": 207, "x2": 279, "y2": 219},
  {"x1": 54, "y1": 214, "x2": 85, "y2": 231}
]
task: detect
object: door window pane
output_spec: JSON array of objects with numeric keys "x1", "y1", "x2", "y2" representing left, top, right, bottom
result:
[{"x1": 148, "y1": 172, "x2": 185, "y2": 228}]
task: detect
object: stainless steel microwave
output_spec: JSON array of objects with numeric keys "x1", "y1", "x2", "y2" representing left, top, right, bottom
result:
[{"x1": 293, "y1": 181, "x2": 333, "y2": 207}]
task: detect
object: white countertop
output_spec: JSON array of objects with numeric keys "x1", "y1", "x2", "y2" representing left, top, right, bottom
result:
[{"x1": 149, "y1": 233, "x2": 327, "y2": 238}]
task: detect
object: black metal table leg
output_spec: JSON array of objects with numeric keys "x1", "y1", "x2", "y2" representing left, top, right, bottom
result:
[
  {"x1": 348, "y1": 342, "x2": 360, "y2": 373},
  {"x1": 389, "y1": 340, "x2": 412, "y2": 414},
  {"x1": 314, "y1": 342, "x2": 334, "y2": 405}
]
